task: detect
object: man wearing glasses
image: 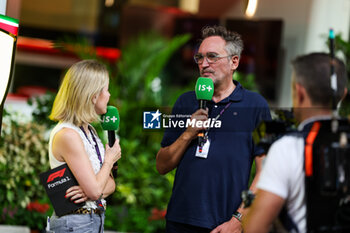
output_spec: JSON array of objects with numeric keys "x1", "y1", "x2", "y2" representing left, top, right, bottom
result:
[{"x1": 156, "y1": 25, "x2": 271, "y2": 233}]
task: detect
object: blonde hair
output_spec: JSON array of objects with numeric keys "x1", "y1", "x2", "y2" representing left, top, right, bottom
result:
[{"x1": 49, "y1": 60, "x2": 109, "y2": 126}]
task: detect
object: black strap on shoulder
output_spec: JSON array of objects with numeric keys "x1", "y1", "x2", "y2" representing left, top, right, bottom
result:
[
  {"x1": 303, "y1": 119, "x2": 350, "y2": 233},
  {"x1": 278, "y1": 206, "x2": 300, "y2": 233}
]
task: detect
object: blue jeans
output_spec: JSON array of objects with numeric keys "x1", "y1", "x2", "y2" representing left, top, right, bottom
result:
[{"x1": 49, "y1": 212, "x2": 105, "y2": 233}]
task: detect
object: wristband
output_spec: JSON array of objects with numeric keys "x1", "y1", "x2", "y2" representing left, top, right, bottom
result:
[{"x1": 232, "y1": 211, "x2": 242, "y2": 222}]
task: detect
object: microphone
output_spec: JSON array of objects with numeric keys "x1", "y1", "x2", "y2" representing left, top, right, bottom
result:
[
  {"x1": 101, "y1": 106, "x2": 120, "y2": 178},
  {"x1": 195, "y1": 77, "x2": 214, "y2": 150}
]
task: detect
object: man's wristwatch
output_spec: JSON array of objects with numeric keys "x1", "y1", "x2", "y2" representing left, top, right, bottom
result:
[{"x1": 232, "y1": 211, "x2": 242, "y2": 222}]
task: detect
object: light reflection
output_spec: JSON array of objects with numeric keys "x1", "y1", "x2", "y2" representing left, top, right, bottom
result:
[{"x1": 245, "y1": 0, "x2": 258, "y2": 18}]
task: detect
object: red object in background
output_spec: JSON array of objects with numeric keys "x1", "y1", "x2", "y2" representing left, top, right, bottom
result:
[
  {"x1": 5, "y1": 86, "x2": 54, "y2": 102},
  {"x1": 148, "y1": 207, "x2": 167, "y2": 221},
  {"x1": 5, "y1": 93, "x2": 29, "y2": 101},
  {"x1": 157, "y1": 6, "x2": 192, "y2": 16},
  {"x1": 96, "y1": 47, "x2": 122, "y2": 63},
  {"x1": 17, "y1": 37, "x2": 61, "y2": 55},
  {"x1": 26, "y1": 201, "x2": 50, "y2": 214},
  {"x1": 17, "y1": 36, "x2": 121, "y2": 63},
  {"x1": 17, "y1": 86, "x2": 53, "y2": 98}
]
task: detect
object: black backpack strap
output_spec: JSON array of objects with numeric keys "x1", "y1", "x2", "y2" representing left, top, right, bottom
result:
[
  {"x1": 303, "y1": 119, "x2": 350, "y2": 232},
  {"x1": 278, "y1": 206, "x2": 300, "y2": 233}
]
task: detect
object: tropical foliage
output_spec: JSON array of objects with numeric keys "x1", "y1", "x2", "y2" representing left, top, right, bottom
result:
[
  {"x1": 0, "y1": 109, "x2": 51, "y2": 229},
  {"x1": 332, "y1": 33, "x2": 350, "y2": 116}
]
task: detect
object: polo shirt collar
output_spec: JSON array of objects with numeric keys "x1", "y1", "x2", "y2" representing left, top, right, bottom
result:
[
  {"x1": 297, "y1": 115, "x2": 332, "y2": 131},
  {"x1": 215, "y1": 80, "x2": 244, "y2": 103}
]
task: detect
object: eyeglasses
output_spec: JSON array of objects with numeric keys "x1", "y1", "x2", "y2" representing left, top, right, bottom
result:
[{"x1": 194, "y1": 52, "x2": 233, "y2": 64}]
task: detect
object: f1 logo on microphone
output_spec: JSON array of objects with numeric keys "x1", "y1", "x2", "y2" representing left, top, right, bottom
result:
[
  {"x1": 143, "y1": 110, "x2": 161, "y2": 129},
  {"x1": 47, "y1": 168, "x2": 66, "y2": 183}
]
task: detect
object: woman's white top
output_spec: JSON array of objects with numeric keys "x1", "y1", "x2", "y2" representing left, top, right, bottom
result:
[{"x1": 49, "y1": 122, "x2": 106, "y2": 209}]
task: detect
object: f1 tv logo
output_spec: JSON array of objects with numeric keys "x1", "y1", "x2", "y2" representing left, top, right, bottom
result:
[{"x1": 47, "y1": 168, "x2": 66, "y2": 183}]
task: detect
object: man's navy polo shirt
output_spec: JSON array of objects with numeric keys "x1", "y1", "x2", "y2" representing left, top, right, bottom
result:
[{"x1": 161, "y1": 81, "x2": 271, "y2": 229}]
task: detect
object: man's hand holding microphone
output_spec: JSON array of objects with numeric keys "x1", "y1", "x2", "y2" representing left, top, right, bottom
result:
[
  {"x1": 186, "y1": 109, "x2": 209, "y2": 140},
  {"x1": 185, "y1": 77, "x2": 214, "y2": 148}
]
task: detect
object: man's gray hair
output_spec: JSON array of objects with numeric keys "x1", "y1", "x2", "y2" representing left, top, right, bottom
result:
[{"x1": 201, "y1": 25, "x2": 244, "y2": 59}]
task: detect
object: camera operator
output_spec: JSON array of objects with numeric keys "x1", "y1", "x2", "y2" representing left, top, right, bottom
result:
[{"x1": 243, "y1": 52, "x2": 348, "y2": 233}]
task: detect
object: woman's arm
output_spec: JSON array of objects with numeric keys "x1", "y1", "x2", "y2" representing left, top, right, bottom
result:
[
  {"x1": 52, "y1": 128, "x2": 121, "y2": 200},
  {"x1": 102, "y1": 175, "x2": 116, "y2": 198},
  {"x1": 65, "y1": 175, "x2": 115, "y2": 203}
]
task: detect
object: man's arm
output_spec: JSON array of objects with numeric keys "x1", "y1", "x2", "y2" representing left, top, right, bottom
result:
[
  {"x1": 156, "y1": 109, "x2": 208, "y2": 175},
  {"x1": 210, "y1": 155, "x2": 265, "y2": 233},
  {"x1": 243, "y1": 189, "x2": 285, "y2": 233},
  {"x1": 156, "y1": 130, "x2": 195, "y2": 175},
  {"x1": 238, "y1": 154, "x2": 264, "y2": 212}
]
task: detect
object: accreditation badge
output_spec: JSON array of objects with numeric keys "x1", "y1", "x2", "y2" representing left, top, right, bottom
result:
[{"x1": 195, "y1": 139, "x2": 210, "y2": 159}]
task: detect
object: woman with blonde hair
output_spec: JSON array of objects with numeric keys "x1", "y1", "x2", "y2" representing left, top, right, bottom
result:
[{"x1": 48, "y1": 59, "x2": 121, "y2": 232}]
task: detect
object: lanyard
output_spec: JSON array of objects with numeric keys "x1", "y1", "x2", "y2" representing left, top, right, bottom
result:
[
  {"x1": 80, "y1": 126, "x2": 103, "y2": 168},
  {"x1": 204, "y1": 102, "x2": 232, "y2": 138},
  {"x1": 80, "y1": 125, "x2": 105, "y2": 212}
]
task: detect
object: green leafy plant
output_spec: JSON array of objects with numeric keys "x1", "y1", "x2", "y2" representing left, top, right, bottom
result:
[
  {"x1": 20, "y1": 200, "x2": 50, "y2": 230},
  {"x1": 328, "y1": 33, "x2": 350, "y2": 116},
  {"x1": 104, "y1": 32, "x2": 190, "y2": 233},
  {"x1": 2, "y1": 200, "x2": 51, "y2": 230},
  {"x1": 0, "y1": 109, "x2": 51, "y2": 230},
  {"x1": 28, "y1": 91, "x2": 57, "y2": 129},
  {"x1": 333, "y1": 33, "x2": 350, "y2": 75},
  {"x1": 233, "y1": 71, "x2": 257, "y2": 91}
]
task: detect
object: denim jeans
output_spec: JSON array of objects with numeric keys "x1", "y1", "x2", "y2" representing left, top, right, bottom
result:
[{"x1": 49, "y1": 212, "x2": 105, "y2": 233}]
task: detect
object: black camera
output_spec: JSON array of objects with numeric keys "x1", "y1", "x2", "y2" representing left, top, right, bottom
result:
[
  {"x1": 242, "y1": 109, "x2": 297, "y2": 208},
  {"x1": 252, "y1": 109, "x2": 297, "y2": 154}
]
